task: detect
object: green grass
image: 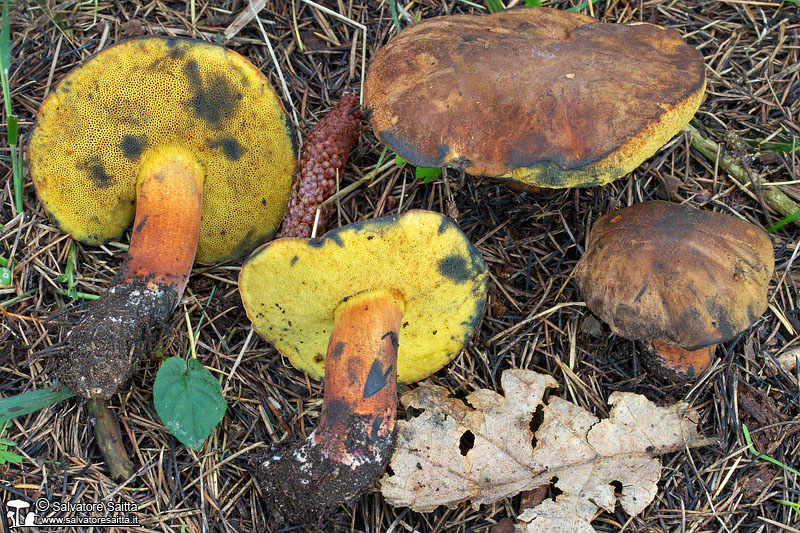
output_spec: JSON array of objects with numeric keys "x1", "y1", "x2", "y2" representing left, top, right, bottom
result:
[
  {"x1": 564, "y1": 0, "x2": 598, "y2": 12},
  {"x1": 0, "y1": 0, "x2": 23, "y2": 214},
  {"x1": 0, "y1": 287, "x2": 36, "y2": 307},
  {"x1": 742, "y1": 424, "x2": 799, "y2": 513},
  {"x1": 55, "y1": 242, "x2": 100, "y2": 300},
  {"x1": 766, "y1": 208, "x2": 800, "y2": 234},
  {"x1": 745, "y1": 135, "x2": 799, "y2": 155},
  {"x1": 0, "y1": 387, "x2": 76, "y2": 424},
  {"x1": 0, "y1": 424, "x2": 23, "y2": 464}
]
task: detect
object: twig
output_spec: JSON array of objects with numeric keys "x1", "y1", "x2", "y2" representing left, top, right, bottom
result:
[
  {"x1": 685, "y1": 124, "x2": 800, "y2": 227},
  {"x1": 87, "y1": 398, "x2": 134, "y2": 481}
]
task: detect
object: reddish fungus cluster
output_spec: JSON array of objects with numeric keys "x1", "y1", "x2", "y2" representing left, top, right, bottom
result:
[{"x1": 281, "y1": 92, "x2": 362, "y2": 238}]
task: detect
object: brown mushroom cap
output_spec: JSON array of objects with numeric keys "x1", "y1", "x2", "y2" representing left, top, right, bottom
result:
[
  {"x1": 574, "y1": 201, "x2": 774, "y2": 350},
  {"x1": 29, "y1": 36, "x2": 297, "y2": 264},
  {"x1": 239, "y1": 210, "x2": 488, "y2": 384},
  {"x1": 365, "y1": 6, "x2": 706, "y2": 188}
]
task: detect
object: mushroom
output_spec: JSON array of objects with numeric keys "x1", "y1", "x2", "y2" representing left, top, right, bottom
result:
[
  {"x1": 238, "y1": 210, "x2": 488, "y2": 524},
  {"x1": 29, "y1": 36, "x2": 297, "y2": 399},
  {"x1": 574, "y1": 201, "x2": 774, "y2": 379},
  {"x1": 29, "y1": 36, "x2": 296, "y2": 479},
  {"x1": 364, "y1": 6, "x2": 706, "y2": 188}
]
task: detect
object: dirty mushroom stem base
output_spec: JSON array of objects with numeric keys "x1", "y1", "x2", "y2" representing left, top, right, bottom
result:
[
  {"x1": 254, "y1": 289, "x2": 404, "y2": 525},
  {"x1": 60, "y1": 147, "x2": 204, "y2": 400}
]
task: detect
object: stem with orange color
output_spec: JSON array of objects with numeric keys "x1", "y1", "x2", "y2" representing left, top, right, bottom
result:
[
  {"x1": 60, "y1": 149, "x2": 203, "y2": 478},
  {"x1": 647, "y1": 339, "x2": 715, "y2": 380},
  {"x1": 254, "y1": 289, "x2": 403, "y2": 525}
]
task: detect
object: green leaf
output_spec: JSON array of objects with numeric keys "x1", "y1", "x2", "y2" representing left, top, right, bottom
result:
[
  {"x1": 486, "y1": 0, "x2": 504, "y2": 12},
  {"x1": 0, "y1": 449, "x2": 24, "y2": 464},
  {"x1": 0, "y1": 387, "x2": 76, "y2": 424},
  {"x1": 394, "y1": 154, "x2": 407, "y2": 168},
  {"x1": 415, "y1": 166, "x2": 443, "y2": 183},
  {"x1": 154, "y1": 357, "x2": 226, "y2": 450},
  {"x1": 0, "y1": 437, "x2": 16, "y2": 446},
  {"x1": 744, "y1": 136, "x2": 799, "y2": 155},
  {"x1": 7, "y1": 113, "x2": 15, "y2": 145},
  {"x1": 525, "y1": 0, "x2": 543, "y2": 5},
  {"x1": 0, "y1": 266, "x2": 10, "y2": 286}
]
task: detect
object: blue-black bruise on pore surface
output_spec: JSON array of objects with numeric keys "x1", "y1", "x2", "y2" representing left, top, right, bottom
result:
[
  {"x1": 78, "y1": 156, "x2": 114, "y2": 188},
  {"x1": 207, "y1": 136, "x2": 245, "y2": 161},
  {"x1": 120, "y1": 134, "x2": 148, "y2": 160},
  {"x1": 183, "y1": 58, "x2": 243, "y2": 128}
]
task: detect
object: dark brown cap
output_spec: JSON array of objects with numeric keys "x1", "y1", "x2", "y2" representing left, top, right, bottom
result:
[
  {"x1": 575, "y1": 201, "x2": 773, "y2": 351},
  {"x1": 365, "y1": 7, "x2": 705, "y2": 188}
]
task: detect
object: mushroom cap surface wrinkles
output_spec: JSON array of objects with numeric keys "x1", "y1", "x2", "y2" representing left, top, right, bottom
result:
[
  {"x1": 29, "y1": 36, "x2": 297, "y2": 264},
  {"x1": 574, "y1": 201, "x2": 774, "y2": 350},
  {"x1": 239, "y1": 210, "x2": 488, "y2": 383},
  {"x1": 365, "y1": 6, "x2": 706, "y2": 188}
]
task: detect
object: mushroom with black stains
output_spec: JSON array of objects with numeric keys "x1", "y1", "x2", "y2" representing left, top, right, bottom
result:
[
  {"x1": 238, "y1": 210, "x2": 488, "y2": 525},
  {"x1": 364, "y1": 6, "x2": 706, "y2": 189},
  {"x1": 29, "y1": 36, "x2": 297, "y2": 477},
  {"x1": 574, "y1": 201, "x2": 774, "y2": 380}
]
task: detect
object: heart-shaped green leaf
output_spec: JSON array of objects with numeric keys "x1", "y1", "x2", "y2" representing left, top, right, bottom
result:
[{"x1": 154, "y1": 357, "x2": 226, "y2": 450}]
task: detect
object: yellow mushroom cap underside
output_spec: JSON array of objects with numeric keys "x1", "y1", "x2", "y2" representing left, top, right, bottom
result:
[
  {"x1": 29, "y1": 36, "x2": 297, "y2": 264},
  {"x1": 364, "y1": 6, "x2": 706, "y2": 188},
  {"x1": 239, "y1": 210, "x2": 489, "y2": 383}
]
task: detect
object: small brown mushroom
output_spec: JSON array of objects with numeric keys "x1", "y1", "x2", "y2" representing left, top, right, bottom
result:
[
  {"x1": 574, "y1": 201, "x2": 774, "y2": 379},
  {"x1": 364, "y1": 6, "x2": 706, "y2": 189},
  {"x1": 239, "y1": 210, "x2": 488, "y2": 525}
]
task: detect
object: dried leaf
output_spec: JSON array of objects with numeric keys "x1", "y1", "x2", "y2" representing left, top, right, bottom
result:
[{"x1": 382, "y1": 369, "x2": 708, "y2": 529}]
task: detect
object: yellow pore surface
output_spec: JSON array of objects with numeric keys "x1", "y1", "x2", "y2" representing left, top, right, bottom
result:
[
  {"x1": 239, "y1": 210, "x2": 489, "y2": 383},
  {"x1": 29, "y1": 36, "x2": 297, "y2": 264}
]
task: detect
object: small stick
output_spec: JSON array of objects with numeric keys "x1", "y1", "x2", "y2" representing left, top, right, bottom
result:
[
  {"x1": 685, "y1": 124, "x2": 800, "y2": 227},
  {"x1": 87, "y1": 398, "x2": 134, "y2": 480}
]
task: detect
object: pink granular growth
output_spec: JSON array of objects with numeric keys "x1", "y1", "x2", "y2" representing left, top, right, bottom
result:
[{"x1": 281, "y1": 93, "x2": 362, "y2": 238}]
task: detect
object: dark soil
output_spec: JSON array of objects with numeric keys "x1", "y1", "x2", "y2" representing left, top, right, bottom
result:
[
  {"x1": 252, "y1": 421, "x2": 394, "y2": 530},
  {"x1": 60, "y1": 275, "x2": 178, "y2": 399}
]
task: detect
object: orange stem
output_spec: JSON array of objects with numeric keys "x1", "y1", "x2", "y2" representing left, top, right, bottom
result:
[
  {"x1": 123, "y1": 149, "x2": 203, "y2": 293},
  {"x1": 649, "y1": 339, "x2": 715, "y2": 379},
  {"x1": 252, "y1": 289, "x2": 404, "y2": 525},
  {"x1": 315, "y1": 290, "x2": 403, "y2": 463}
]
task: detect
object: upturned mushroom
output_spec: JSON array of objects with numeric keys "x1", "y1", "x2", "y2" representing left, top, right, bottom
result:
[
  {"x1": 239, "y1": 210, "x2": 488, "y2": 524},
  {"x1": 29, "y1": 36, "x2": 296, "y2": 479},
  {"x1": 364, "y1": 6, "x2": 706, "y2": 188},
  {"x1": 574, "y1": 201, "x2": 774, "y2": 379},
  {"x1": 29, "y1": 36, "x2": 297, "y2": 399}
]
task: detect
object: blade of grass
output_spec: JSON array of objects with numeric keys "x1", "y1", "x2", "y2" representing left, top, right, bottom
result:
[
  {"x1": 0, "y1": 0, "x2": 22, "y2": 214},
  {"x1": 185, "y1": 286, "x2": 216, "y2": 359},
  {"x1": 742, "y1": 424, "x2": 800, "y2": 477},
  {"x1": 0, "y1": 288, "x2": 37, "y2": 307},
  {"x1": 767, "y1": 208, "x2": 800, "y2": 234},
  {"x1": 389, "y1": 0, "x2": 401, "y2": 31},
  {"x1": 565, "y1": 0, "x2": 597, "y2": 12},
  {"x1": 486, "y1": 0, "x2": 505, "y2": 13},
  {"x1": 0, "y1": 387, "x2": 76, "y2": 424},
  {"x1": 775, "y1": 499, "x2": 800, "y2": 512}
]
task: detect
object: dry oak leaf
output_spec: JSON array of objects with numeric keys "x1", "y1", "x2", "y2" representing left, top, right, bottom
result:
[{"x1": 381, "y1": 370, "x2": 709, "y2": 530}]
